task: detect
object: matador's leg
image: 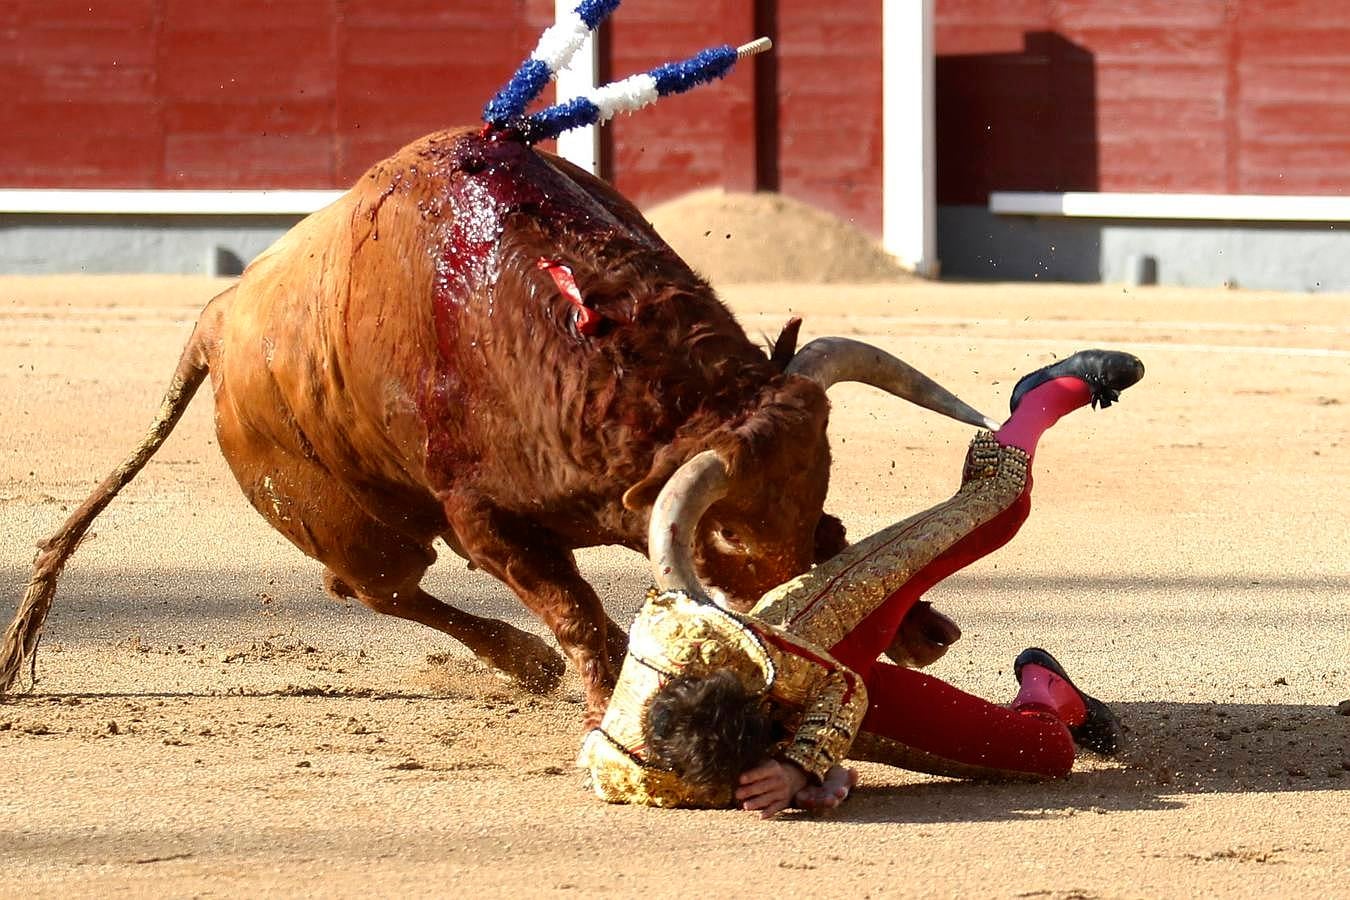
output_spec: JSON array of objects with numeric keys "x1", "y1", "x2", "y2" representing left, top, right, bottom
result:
[
  {"x1": 749, "y1": 433, "x2": 1028, "y2": 657},
  {"x1": 849, "y1": 661, "x2": 1076, "y2": 780},
  {"x1": 848, "y1": 645, "x2": 1121, "y2": 780},
  {"x1": 752, "y1": 349, "x2": 1144, "y2": 676}
]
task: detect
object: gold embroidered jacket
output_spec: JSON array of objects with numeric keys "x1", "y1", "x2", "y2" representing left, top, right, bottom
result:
[
  {"x1": 751, "y1": 433, "x2": 1029, "y2": 648},
  {"x1": 577, "y1": 589, "x2": 868, "y2": 808}
]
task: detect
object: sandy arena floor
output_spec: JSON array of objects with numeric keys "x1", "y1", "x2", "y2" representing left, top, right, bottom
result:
[{"x1": 1, "y1": 275, "x2": 1347, "y2": 898}]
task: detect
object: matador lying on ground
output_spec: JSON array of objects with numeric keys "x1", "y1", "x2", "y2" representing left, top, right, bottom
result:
[{"x1": 578, "y1": 349, "x2": 1146, "y2": 815}]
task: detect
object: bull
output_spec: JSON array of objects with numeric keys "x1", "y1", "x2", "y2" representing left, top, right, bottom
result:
[{"x1": 2, "y1": 30, "x2": 996, "y2": 725}]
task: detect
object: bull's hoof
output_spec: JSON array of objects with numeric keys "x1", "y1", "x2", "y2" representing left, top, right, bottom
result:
[
  {"x1": 488, "y1": 632, "x2": 566, "y2": 694},
  {"x1": 322, "y1": 569, "x2": 357, "y2": 601}
]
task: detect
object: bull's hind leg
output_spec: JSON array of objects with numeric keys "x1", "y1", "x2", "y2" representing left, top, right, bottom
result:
[{"x1": 220, "y1": 444, "x2": 565, "y2": 692}]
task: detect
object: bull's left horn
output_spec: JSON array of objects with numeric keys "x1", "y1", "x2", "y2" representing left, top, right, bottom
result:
[
  {"x1": 647, "y1": 450, "x2": 729, "y2": 605},
  {"x1": 786, "y1": 336, "x2": 1000, "y2": 431}
]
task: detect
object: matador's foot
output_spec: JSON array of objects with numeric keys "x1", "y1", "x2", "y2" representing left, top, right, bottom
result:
[
  {"x1": 1010, "y1": 349, "x2": 1145, "y2": 413},
  {"x1": 1013, "y1": 647, "x2": 1122, "y2": 755}
]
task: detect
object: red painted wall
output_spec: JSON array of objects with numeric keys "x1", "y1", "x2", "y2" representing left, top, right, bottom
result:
[
  {"x1": 605, "y1": 1, "x2": 884, "y2": 233},
  {"x1": 2, "y1": 1, "x2": 1346, "y2": 231},
  {"x1": 776, "y1": 0, "x2": 884, "y2": 234},
  {"x1": 0, "y1": 0, "x2": 551, "y2": 188},
  {"x1": 605, "y1": 5, "x2": 732, "y2": 206},
  {"x1": 0, "y1": 0, "x2": 881, "y2": 228}
]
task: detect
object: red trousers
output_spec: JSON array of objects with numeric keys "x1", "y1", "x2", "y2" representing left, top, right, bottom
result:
[{"x1": 825, "y1": 468, "x2": 1078, "y2": 780}]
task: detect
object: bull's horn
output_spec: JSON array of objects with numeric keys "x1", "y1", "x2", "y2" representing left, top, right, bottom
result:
[
  {"x1": 786, "y1": 336, "x2": 1001, "y2": 431},
  {"x1": 647, "y1": 450, "x2": 729, "y2": 605}
]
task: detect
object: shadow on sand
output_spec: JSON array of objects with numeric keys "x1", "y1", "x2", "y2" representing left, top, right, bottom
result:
[{"x1": 2, "y1": 563, "x2": 1346, "y2": 828}]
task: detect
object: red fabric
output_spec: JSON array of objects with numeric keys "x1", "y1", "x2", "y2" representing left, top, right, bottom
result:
[
  {"x1": 539, "y1": 259, "x2": 602, "y2": 335},
  {"x1": 858, "y1": 663, "x2": 1077, "y2": 779}
]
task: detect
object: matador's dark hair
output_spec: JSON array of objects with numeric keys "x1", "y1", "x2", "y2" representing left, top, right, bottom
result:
[{"x1": 643, "y1": 669, "x2": 777, "y2": 794}]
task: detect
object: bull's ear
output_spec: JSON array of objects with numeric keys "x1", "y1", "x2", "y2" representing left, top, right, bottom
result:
[
  {"x1": 769, "y1": 316, "x2": 803, "y2": 371},
  {"x1": 623, "y1": 441, "x2": 704, "y2": 511},
  {"x1": 622, "y1": 475, "x2": 665, "y2": 511},
  {"x1": 625, "y1": 430, "x2": 745, "y2": 513}
]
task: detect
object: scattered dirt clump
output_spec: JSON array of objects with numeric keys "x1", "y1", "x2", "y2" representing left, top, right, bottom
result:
[{"x1": 644, "y1": 189, "x2": 914, "y2": 285}]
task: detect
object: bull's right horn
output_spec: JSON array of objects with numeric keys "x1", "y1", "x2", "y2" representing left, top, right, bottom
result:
[
  {"x1": 786, "y1": 336, "x2": 1001, "y2": 431},
  {"x1": 647, "y1": 450, "x2": 729, "y2": 605}
]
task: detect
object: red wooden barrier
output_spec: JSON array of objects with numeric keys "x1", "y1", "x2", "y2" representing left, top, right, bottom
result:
[{"x1": 1, "y1": 1, "x2": 1344, "y2": 233}]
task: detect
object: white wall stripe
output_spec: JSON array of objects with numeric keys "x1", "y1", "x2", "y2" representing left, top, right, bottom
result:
[
  {"x1": 0, "y1": 189, "x2": 343, "y2": 216},
  {"x1": 882, "y1": 0, "x2": 937, "y2": 277},
  {"x1": 992, "y1": 191, "x2": 1350, "y2": 223}
]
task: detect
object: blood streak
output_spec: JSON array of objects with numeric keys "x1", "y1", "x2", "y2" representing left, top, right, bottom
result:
[{"x1": 420, "y1": 130, "x2": 642, "y2": 488}]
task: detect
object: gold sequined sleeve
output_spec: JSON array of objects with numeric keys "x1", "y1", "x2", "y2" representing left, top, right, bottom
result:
[
  {"x1": 751, "y1": 432, "x2": 1029, "y2": 650},
  {"x1": 746, "y1": 620, "x2": 869, "y2": 783}
]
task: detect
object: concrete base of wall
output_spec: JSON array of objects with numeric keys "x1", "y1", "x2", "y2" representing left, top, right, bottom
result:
[
  {"x1": 6, "y1": 208, "x2": 1349, "y2": 294},
  {"x1": 0, "y1": 214, "x2": 303, "y2": 276},
  {"x1": 937, "y1": 205, "x2": 1349, "y2": 292}
]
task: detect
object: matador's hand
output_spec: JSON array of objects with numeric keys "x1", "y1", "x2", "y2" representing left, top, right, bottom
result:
[
  {"x1": 794, "y1": 765, "x2": 858, "y2": 812},
  {"x1": 735, "y1": 759, "x2": 810, "y2": 818}
]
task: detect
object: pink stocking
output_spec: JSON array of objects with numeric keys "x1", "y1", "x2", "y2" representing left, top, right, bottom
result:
[{"x1": 994, "y1": 377, "x2": 1094, "y2": 457}]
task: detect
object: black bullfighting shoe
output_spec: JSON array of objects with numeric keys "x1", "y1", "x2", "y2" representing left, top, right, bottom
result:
[
  {"x1": 1010, "y1": 349, "x2": 1146, "y2": 414},
  {"x1": 1013, "y1": 647, "x2": 1122, "y2": 756}
]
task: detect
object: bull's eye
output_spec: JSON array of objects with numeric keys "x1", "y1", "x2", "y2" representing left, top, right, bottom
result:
[{"x1": 713, "y1": 527, "x2": 747, "y2": 554}]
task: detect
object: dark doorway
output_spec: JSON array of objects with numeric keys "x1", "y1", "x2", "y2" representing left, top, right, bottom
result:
[{"x1": 936, "y1": 31, "x2": 1098, "y2": 205}]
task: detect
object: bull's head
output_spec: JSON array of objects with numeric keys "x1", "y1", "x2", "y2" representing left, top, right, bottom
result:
[{"x1": 625, "y1": 332, "x2": 999, "y2": 609}]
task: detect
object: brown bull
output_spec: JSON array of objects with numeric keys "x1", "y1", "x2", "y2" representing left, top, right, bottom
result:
[{"x1": 0, "y1": 126, "x2": 993, "y2": 722}]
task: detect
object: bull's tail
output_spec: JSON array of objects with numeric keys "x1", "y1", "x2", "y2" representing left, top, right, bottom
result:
[{"x1": 0, "y1": 297, "x2": 220, "y2": 697}]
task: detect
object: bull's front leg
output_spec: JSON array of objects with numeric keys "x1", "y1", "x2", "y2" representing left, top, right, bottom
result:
[{"x1": 444, "y1": 496, "x2": 627, "y2": 727}]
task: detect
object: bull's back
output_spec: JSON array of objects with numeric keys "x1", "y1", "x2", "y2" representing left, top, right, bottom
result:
[{"x1": 209, "y1": 147, "x2": 452, "y2": 528}]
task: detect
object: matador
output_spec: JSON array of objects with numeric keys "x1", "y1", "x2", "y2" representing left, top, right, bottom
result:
[{"x1": 578, "y1": 349, "x2": 1145, "y2": 814}]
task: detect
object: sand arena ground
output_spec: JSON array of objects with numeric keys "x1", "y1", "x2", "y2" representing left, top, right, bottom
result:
[{"x1": 1, "y1": 275, "x2": 1347, "y2": 898}]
